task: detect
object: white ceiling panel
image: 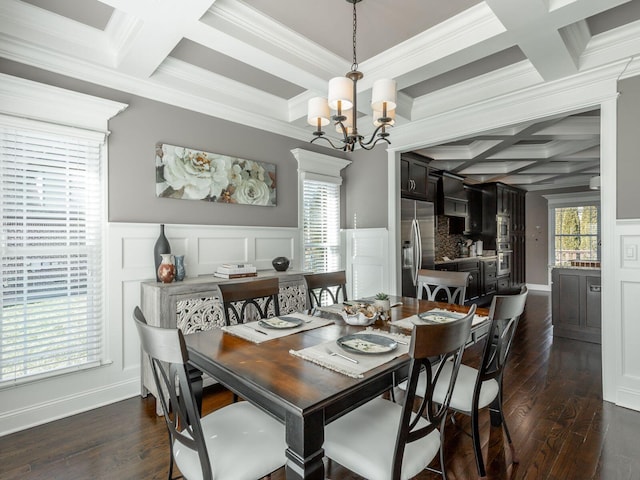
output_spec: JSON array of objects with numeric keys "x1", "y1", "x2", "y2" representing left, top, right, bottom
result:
[{"x1": 2, "y1": 0, "x2": 638, "y2": 190}]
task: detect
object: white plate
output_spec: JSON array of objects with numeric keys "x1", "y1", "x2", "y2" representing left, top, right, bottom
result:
[
  {"x1": 258, "y1": 316, "x2": 304, "y2": 329},
  {"x1": 336, "y1": 334, "x2": 397, "y2": 354},
  {"x1": 417, "y1": 310, "x2": 464, "y2": 324}
]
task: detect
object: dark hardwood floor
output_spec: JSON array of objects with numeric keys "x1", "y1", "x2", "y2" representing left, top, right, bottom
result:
[{"x1": 1, "y1": 291, "x2": 639, "y2": 480}]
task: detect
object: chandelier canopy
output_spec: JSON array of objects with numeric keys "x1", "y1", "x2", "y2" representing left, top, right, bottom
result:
[{"x1": 307, "y1": 0, "x2": 397, "y2": 152}]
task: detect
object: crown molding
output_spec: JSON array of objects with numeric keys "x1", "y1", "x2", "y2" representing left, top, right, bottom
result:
[
  {"x1": 361, "y1": 3, "x2": 506, "y2": 85},
  {"x1": 581, "y1": 20, "x2": 640, "y2": 72},
  {"x1": 411, "y1": 60, "x2": 542, "y2": 120},
  {"x1": 291, "y1": 148, "x2": 351, "y2": 178},
  {"x1": 391, "y1": 60, "x2": 625, "y2": 153},
  {"x1": 0, "y1": 73, "x2": 127, "y2": 131},
  {"x1": 205, "y1": 1, "x2": 346, "y2": 80}
]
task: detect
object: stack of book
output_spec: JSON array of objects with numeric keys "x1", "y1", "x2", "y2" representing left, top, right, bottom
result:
[{"x1": 214, "y1": 263, "x2": 258, "y2": 279}]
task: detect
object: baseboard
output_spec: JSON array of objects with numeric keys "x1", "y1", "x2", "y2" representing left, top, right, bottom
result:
[
  {"x1": 0, "y1": 378, "x2": 140, "y2": 437},
  {"x1": 526, "y1": 283, "x2": 551, "y2": 292}
]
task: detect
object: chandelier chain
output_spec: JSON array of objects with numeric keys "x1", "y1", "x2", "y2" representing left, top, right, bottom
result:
[{"x1": 351, "y1": 0, "x2": 358, "y2": 71}]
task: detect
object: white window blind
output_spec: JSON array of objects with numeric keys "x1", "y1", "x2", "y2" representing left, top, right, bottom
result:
[
  {"x1": 0, "y1": 123, "x2": 105, "y2": 385},
  {"x1": 303, "y1": 179, "x2": 341, "y2": 273}
]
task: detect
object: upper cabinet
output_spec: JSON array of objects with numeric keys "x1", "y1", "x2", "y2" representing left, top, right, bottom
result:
[
  {"x1": 400, "y1": 153, "x2": 432, "y2": 201},
  {"x1": 465, "y1": 186, "x2": 483, "y2": 235},
  {"x1": 437, "y1": 172, "x2": 468, "y2": 217}
]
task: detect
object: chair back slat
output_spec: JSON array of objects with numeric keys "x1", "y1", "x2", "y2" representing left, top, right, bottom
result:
[
  {"x1": 478, "y1": 286, "x2": 528, "y2": 383},
  {"x1": 217, "y1": 277, "x2": 281, "y2": 325},
  {"x1": 133, "y1": 307, "x2": 213, "y2": 480},
  {"x1": 417, "y1": 269, "x2": 470, "y2": 305},
  {"x1": 392, "y1": 304, "x2": 476, "y2": 479},
  {"x1": 304, "y1": 271, "x2": 348, "y2": 307}
]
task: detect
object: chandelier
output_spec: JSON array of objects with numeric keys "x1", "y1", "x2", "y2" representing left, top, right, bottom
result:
[{"x1": 307, "y1": 0, "x2": 397, "y2": 152}]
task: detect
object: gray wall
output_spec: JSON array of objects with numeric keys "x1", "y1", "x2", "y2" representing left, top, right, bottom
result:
[
  {"x1": 525, "y1": 191, "x2": 550, "y2": 285},
  {"x1": 0, "y1": 59, "x2": 348, "y2": 227},
  {"x1": 343, "y1": 145, "x2": 389, "y2": 228},
  {"x1": 618, "y1": 76, "x2": 640, "y2": 220}
]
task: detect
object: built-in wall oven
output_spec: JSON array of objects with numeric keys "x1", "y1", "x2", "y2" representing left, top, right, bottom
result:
[
  {"x1": 497, "y1": 248, "x2": 512, "y2": 276},
  {"x1": 496, "y1": 214, "x2": 512, "y2": 276},
  {"x1": 496, "y1": 214, "x2": 510, "y2": 243}
]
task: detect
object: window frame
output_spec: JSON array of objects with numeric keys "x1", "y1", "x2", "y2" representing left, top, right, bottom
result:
[
  {"x1": 291, "y1": 149, "x2": 350, "y2": 274},
  {"x1": 544, "y1": 192, "x2": 601, "y2": 266},
  {"x1": 0, "y1": 73, "x2": 126, "y2": 387}
]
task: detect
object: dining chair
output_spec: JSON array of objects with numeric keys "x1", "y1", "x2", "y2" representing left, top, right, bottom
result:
[
  {"x1": 417, "y1": 269, "x2": 470, "y2": 305},
  {"x1": 133, "y1": 306, "x2": 286, "y2": 480},
  {"x1": 323, "y1": 304, "x2": 476, "y2": 480},
  {"x1": 304, "y1": 270, "x2": 348, "y2": 308},
  {"x1": 218, "y1": 277, "x2": 280, "y2": 326},
  {"x1": 400, "y1": 286, "x2": 528, "y2": 479}
]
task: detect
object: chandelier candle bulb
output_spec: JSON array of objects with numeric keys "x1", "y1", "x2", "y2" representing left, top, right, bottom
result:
[
  {"x1": 336, "y1": 109, "x2": 355, "y2": 134},
  {"x1": 373, "y1": 108, "x2": 395, "y2": 126}
]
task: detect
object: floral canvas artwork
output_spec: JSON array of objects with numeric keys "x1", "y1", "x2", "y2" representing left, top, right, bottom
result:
[{"x1": 155, "y1": 143, "x2": 276, "y2": 206}]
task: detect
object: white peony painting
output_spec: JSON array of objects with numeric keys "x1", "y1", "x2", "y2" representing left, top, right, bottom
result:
[{"x1": 155, "y1": 143, "x2": 276, "y2": 206}]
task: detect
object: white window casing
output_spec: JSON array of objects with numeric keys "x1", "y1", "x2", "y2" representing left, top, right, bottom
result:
[
  {"x1": 291, "y1": 149, "x2": 350, "y2": 273},
  {"x1": 0, "y1": 74, "x2": 127, "y2": 387}
]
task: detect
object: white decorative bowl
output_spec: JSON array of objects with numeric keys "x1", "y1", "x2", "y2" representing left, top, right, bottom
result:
[{"x1": 340, "y1": 310, "x2": 378, "y2": 326}]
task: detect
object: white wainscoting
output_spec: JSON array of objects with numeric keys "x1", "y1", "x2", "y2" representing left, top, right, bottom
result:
[
  {"x1": 607, "y1": 219, "x2": 640, "y2": 410},
  {"x1": 0, "y1": 222, "x2": 300, "y2": 436},
  {"x1": 344, "y1": 228, "x2": 390, "y2": 300}
]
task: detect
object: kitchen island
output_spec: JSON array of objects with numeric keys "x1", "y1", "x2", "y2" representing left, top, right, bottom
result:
[{"x1": 551, "y1": 266, "x2": 601, "y2": 343}]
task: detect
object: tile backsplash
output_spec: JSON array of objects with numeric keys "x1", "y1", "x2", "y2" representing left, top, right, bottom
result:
[{"x1": 435, "y1": 216, "x2": 466, "y2": 260}]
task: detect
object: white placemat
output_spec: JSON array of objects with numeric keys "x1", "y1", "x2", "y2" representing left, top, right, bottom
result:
[
  {"x1": 392, "y1": 308, "x2": 488, "y2": 331},
  {"x1": 317, "y1": 303, "x2": 344, "y2": 315},
  {"x1": 222, "y1": 312, "x2": 333, "y2": 344},
  {"x1": 289, "y1": 328, "x2": 411, "y2": 378}
]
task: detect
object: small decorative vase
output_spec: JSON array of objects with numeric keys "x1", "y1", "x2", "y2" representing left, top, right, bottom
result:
[
  {"x1": 374, "y1": 299, "x2": 391, "y2": 321},
  {"x1": 153, "y1": 224, "x2": 171, "y2": 282},
  {"x1": 157, "y1": 254, "x2": 176, "y2": 283},
  {"x1": 174, "y1": 255, "x2": 185, "y2": 281},
  {"x1": 272, "y1": 256, "x2": 290, "y2": 272}
]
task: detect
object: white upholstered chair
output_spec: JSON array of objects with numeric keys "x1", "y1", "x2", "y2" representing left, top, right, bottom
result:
[
  {"x1": 133, "y1": 307, "x2": 286, "y2": 480},
  {"x1": 399, "y1": 286, "x2": 528, "y2": 479},
  {"x1": 323, "y1": 304, "x2": 477, "y2": 480},
  {"x1": 417, "y1": 269, "x2": 470, "y2": 305}
]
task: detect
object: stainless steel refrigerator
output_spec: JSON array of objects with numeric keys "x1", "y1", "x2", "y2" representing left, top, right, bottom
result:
[{"x1": 401, "y1": 198, "x2": 436, "y2": 297}]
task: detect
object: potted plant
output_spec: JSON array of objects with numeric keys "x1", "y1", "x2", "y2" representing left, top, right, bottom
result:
[{"x1": 373, "y1": 292, "x2": 391, "y2": 316}]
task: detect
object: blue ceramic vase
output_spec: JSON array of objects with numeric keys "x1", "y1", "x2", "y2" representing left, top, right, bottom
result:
[{"x1": 174, "y1": 255, "x2": 185, "y2": 281}]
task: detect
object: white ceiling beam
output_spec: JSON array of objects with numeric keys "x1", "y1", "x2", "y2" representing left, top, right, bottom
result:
[
  {"x1": 485, "y1": 0, "x2": 580, "y2": 80},
  {"x1": 103, "y1": 0, "x2": 213, "y2": 78}
]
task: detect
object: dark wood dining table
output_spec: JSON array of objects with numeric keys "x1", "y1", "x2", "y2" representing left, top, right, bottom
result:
[{"x1": 184, "y1": 295, "x2": 489, "y2": 480}]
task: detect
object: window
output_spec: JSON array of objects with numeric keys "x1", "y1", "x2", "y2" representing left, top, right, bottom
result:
[
  {"x1": 553, "y1": 206, "x2": 600, "y2": 264},
  {"x1": 545, "y1": 193, "x2": 600, "y2": 266},
  {"x1": 0, "y1": 119, "x2": 105, "y2": 385},
  {"x1": 292, "y1": 148, "x2": 350, "y2": 274},
  {"x1": 303, "y1": 179, "x2": 341, "y2": 272}
]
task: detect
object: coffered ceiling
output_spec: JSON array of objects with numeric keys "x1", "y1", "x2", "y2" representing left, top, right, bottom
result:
[{"x1": 2, "y1": 0, "x2": 640, "y2": 190}]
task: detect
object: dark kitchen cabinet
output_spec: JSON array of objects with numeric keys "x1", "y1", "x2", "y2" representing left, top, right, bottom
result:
[
  {"x1": 481, "y1": 182, "x2": 526, "y2": 287},
  {"x1": 497, "y1": 275, "x2": 510, "y2": 293},
  {"x1": 400, "y1": 154, "x2": 431, "y2": 200},
  {"x1": 457, "y1": 259, "x2": 480, "y2": 301},
  {"x1": 437, "y1": 172, "x2": 468, "y2": 217},
  {"x1": 510, "y1": 189, "x2": 526, "y2": 288},
  {"x1": 465, "y1": 186, "x2": 483, "y2": 235},
  {"x1": 552, "y1": 267, "x2": 601, "y2": 343},
  {"x1": 480, "y1": 258, "x2": 497, "y2": 296}
]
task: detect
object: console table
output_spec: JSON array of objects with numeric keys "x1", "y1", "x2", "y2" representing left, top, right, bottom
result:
[{"x1": 140, "y1": 270, "x2": 308, "y2": 400}]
